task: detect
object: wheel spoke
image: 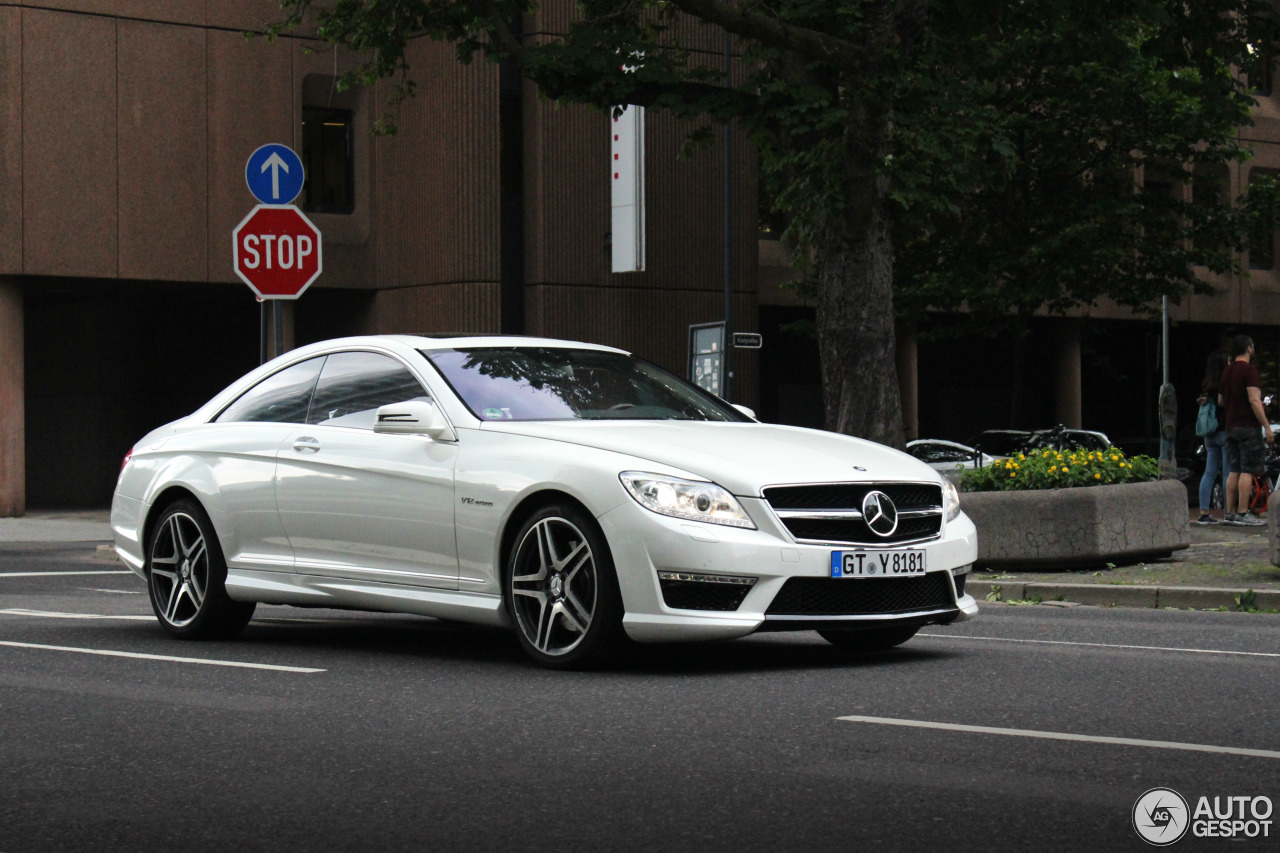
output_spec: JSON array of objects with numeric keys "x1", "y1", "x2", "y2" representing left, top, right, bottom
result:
[
  {"x1": 554, "y1": 601, "x2": 585, "y2": 635},
  {"x1": 535, "y1": 599, "x2": 555, "y2": 652},
  {"x1": 538, "y1": 520, "x2": 559, "y2": 572},
  {"x1": 164, "y1": 581, "x2": 183, "y2": 622},
  {"x1": 563, "y1": 546, "x2": 590, "y2": 584},
  {"x1": 557, "y1": 539, "x2": 587, "y2": 575},
  {"x1": 151, "y1": 567, "x2": 179, "y2": 582},
  {"x1": 562, "y1": 592, "x2": 591, "y2": 632},
  {"x1": 188, "y1": 569, "x2": 206, "y2": 607}
]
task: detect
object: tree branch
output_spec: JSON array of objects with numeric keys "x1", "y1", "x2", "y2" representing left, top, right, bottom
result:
[{"x1": 662, "y1": 0, "x2": 863, "y2": 69}]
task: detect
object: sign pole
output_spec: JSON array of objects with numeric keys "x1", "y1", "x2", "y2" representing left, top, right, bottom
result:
[
  {"x1": 273, "y1": 302, "x2": 284, "y2": 359},
  {"x1": 259, "y1": 300, "x2": 268, "y2": 364}
]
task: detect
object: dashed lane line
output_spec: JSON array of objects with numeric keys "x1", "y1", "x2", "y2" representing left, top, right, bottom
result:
[
  {"x1": 0, "y1": 640, "x2": 325, "y2": 673},
  {"x1": 836, "y1": 715, "x2": 1280, "y2": 760},
  {"x1": 1, "y1": 609, "x2": 152, "y2": 620},
  {"x1": 0, "y1": 570, "x2": 132, "y2": 578},
  {"x1": 918, "y1": 632, "x2": 1280, "y2": 659}
]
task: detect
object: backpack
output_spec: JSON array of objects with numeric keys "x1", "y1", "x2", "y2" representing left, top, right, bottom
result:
[{"x1": 1195, "y1": 398, "x2": 1219, "y2": 437}]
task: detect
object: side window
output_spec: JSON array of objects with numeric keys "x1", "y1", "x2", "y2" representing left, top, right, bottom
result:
[
  {"x1": 307, "y1": 352, "x2": 430, "y2": 429},
  {"x1": 215, "y1": 357, "x2": 324, "y2": 424}
]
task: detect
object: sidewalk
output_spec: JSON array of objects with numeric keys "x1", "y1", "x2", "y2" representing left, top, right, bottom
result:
[
  {"x1": 1, "y1": 507, "x2": 1277, "y2": 611},
  {"x1": 0, "y1": 508, "x2": 112, "y2": 543},
  {"x1": 965, "y1": 509, "x2": 1280, "y2": 612}
]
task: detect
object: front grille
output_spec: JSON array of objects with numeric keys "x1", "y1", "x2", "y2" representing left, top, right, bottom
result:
[
  {"x1": 765, "y1": 573, "x2": 954, "y2": 616},
  {"x1": 764, "y1": 482, "x2": 943, "y2": 546},
  {"x1": 658, "y1": 577, "x2": 752, "y2": 611}
]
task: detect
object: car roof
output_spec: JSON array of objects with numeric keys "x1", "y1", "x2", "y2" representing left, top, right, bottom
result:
[{"x1": 380, "y1": 333, "x2": 630, "y2": 354}]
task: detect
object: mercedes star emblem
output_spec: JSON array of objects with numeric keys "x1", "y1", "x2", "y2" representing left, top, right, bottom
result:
[{"x1": 861, "y1": 491, "x2": 899, "y2": 538}]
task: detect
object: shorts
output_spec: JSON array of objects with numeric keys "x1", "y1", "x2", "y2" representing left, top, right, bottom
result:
[{"x1": 1226, "y1": 426, "x2": 1267, "y2": 477}]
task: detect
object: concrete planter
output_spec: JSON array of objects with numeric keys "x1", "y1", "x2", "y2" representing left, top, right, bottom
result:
[{"x1": 959, "y1": 479, "x2": 1190, "y2": 569}]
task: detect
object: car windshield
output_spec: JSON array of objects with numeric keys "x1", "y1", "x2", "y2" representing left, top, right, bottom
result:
[{"x1": 422, "y1": 347, "x2": 749, "y2": 422}]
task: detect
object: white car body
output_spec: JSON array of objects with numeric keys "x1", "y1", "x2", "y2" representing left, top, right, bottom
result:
[{"x1": 112, "y1": 335, "x2": 978, "y2": 662}]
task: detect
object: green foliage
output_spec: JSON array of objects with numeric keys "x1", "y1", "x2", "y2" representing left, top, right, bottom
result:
[
  {"x1": 891, "y1": 0, "x2": 1280, "y2": 333},
  {"x1": 959, "y1": 447, "x2": 1160, "y2": 492}
]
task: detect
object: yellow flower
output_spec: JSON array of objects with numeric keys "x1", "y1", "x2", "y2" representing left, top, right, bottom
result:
[
  {"x1": 1111, "y1": 455, "x2": 1119, "y2": 461},
  {"x1": 1005, "y1": 463, "x2": 1012, "y2": 469},
  {"x1": 1010, "y1": 473, "x2": 1016, "y2": 478},
  {"x1": 1019, "y1": 454, "x2": 1026, "y2": 460},
  {"x1": 1063, "y1": 466, "x2": 1070, "y2": 472},
  {"x1": 1095, "y1": 473, "x2": 1101, "y2": 479},
  {"x1": 1050, "y1": 466, "x2": 1057, "y2": 472}
]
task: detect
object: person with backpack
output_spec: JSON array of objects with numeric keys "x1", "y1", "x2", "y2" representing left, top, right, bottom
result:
[
  {"x1": 1219, "y1": 334, "x2": 1275, "y2": 526},
  {"x1": 1194, "y1": 349, "x2": 1230, "y2": 524}
]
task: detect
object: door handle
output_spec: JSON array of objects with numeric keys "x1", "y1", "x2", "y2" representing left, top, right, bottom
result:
[{"x1": 293, "y1": 436, "x2": 321, "y2": 453}]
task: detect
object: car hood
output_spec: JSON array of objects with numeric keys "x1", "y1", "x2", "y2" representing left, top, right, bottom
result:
[{"x1": 478, "y1": 420, "x2": 940, "y2": 495}]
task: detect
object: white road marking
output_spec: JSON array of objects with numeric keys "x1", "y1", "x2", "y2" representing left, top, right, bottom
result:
[
  {"x1": 836, "y1": 715, "x2": 1280, "y2": 760},
  {"x1": 0, "y1": 570, "x2": 132, "y2": 578},
  {"x1": 0, "y1": 641, "x2": 325, "y2": 673},
  {"x1": 919, "y1": 632, "x2": 1280, "y2": 659},
  {"x1": 1, "y1": 609, "x2": 153, "y2": 621},
  {"x1": 80, "y1": 588, "x2": 142, "y2": 595}
]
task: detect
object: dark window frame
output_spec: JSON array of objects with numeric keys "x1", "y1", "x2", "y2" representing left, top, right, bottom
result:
[{"x1": 301, "y1": 106, "x2": 355, "y2": 215}]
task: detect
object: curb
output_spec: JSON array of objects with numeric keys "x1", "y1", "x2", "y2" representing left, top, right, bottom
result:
[{"x1": 966, "y1": 579, "x2": 1280, "y2": 611}]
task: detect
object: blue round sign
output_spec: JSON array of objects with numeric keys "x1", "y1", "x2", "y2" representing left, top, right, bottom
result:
[{"x1": 245, "y1": 143, "x2": 305, "y2": 205}]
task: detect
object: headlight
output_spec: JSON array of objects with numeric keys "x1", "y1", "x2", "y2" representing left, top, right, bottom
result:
[
  {"x1": 619, "y1": 472, "x2": 756, "y2": 529},
  {"x1": 942, "y1": 478, "x2": 961, "y2": 522}
]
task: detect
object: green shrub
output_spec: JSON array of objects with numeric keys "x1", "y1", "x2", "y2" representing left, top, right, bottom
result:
[{"x1": 959, "y1": 447, "x2": 1160, "y2": 493}]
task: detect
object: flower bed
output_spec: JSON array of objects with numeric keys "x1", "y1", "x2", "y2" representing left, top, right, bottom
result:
[
  {"x1": 960, "y1": 448, "x2": 1160, "y2": 492},
  {"x1": 958, "y1": 450, "x2": 1187, "y2": 568}
]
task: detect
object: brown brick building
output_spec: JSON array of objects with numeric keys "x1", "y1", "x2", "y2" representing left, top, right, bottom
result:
[{"x1": 0, "y1": 1, "x2": 758, "y2": 512}]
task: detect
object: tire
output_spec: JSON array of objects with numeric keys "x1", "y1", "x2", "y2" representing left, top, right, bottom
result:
[
  {"x1": 1210, "y1": 480, "x2": 1224, "y2": 511},
  {"x1": 818, "y1": 625, "x2": 919, "y2": 652},
  {"x1": 146, "y1": 499, "x2": 255, "y2": 639},
  {"x1": 503, "y1": 503, "x2": 624, "y2": 669}
]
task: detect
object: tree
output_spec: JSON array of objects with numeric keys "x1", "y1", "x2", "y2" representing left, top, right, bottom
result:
[
  {"x1": 269, "y1": 0, "x2": 1280, "y2": 448},
  {"x1": 892, "y1": 0, "x2": 1280, "y2": 334}
]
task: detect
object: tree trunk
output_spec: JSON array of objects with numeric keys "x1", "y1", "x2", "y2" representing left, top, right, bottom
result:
[{"x1": 814, "y1": 109, "x2": 904, "y2": 448}]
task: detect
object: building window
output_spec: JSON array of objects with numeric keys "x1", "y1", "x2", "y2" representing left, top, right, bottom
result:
[
  {"x1": 1251, "y1": 45, "x2": 1274, "y2": 97},
  {"x1": 1250, "y1": 169, "x2": 1277, "y2": 270},
  {"x1": 1192, "y1": 163, "x2": 1228, "y2": 252},
  {"x1": 302, "y1": 107, "x2": 354, "y2": 214}
]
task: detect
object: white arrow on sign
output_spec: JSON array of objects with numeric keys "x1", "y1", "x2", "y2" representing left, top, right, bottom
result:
[{"x1": 261, "y1": 152, "x2": 290, "y2": 200}]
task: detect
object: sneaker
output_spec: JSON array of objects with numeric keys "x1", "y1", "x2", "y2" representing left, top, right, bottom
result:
[
  {"x1": 1222, "y1": 513, "x2": 1242, "y2": 525},
  {"x1": 1195, "y1": 513, "x2": 1218, "y2": 525},
  {"x1": 1238, "y1": 513, "x2": 1266, "y2": 526}
]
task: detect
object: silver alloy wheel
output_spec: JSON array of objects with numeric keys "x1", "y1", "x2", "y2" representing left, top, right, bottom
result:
[
  {"x1": 149, "y1": 511, "x2": 209, "y2": 628},
  {"x1": 509, "y1": 516, "x2": 598, "y2": 657}
]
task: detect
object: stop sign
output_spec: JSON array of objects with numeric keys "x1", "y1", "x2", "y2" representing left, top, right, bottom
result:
[{"x1": 232, "y1": 204, "x2": 323, "y2": 299}]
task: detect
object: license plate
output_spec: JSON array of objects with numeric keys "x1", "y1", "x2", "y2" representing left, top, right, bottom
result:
[{"x1": 830, "y1": 549, "x2": 926, "y2": 578}]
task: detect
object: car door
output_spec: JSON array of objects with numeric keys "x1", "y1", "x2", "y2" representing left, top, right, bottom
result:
[
  {"x1": 274, "y1": 350, "x2": 460, "y2": 589},
  {"x1": 206, "y1": 355, "x2": 325, "y2": 571}
]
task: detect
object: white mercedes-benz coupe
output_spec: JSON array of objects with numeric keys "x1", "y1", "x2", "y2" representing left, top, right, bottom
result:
[{"x1": 112, "y1": 334, "x2": 979, "y2": 668}]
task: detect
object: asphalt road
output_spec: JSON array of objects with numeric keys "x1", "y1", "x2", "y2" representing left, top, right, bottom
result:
[{"x1": 2, "y1": 544, "x2": 1278, "y2": 852}]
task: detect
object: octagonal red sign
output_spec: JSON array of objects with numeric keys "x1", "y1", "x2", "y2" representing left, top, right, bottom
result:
[{"x1": 232, "y1": 204, "x2": 323, "y2": 299}]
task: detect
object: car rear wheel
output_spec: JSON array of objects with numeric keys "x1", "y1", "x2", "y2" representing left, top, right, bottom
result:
[
  {"x1": 146, "y1": 499, "x2": 255, "y2": 639},
  {"x1": 504, "y1": 504, "x2": 624, "y2": 669},
  {"x1": 818, "y1": 625, "x2": 919, "y2": 652}
]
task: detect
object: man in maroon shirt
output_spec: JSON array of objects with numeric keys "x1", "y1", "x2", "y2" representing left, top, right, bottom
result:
[{"x1": 1218, "y1": 334, "x2": 1275, "y2": 525}]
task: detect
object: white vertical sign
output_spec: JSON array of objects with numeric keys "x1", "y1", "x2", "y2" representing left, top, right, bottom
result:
[{"x1": 611, "y1": 106, "x2": 645, "y2": 273}]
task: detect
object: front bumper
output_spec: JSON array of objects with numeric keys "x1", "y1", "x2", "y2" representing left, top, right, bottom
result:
[{"x1": 599, "y1": 497, "x2": 979, "y2": 643}]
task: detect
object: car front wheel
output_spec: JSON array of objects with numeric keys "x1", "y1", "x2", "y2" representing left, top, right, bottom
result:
[
  {"x1": 146, "y1": 499, "x2": 255, "y2": 639},
  {"x1": 504, "y1": 504, "x2": 623, "y2": 669}
]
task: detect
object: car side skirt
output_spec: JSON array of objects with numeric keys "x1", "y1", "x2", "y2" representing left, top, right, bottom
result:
[{"x1": 223, "y1": 569, "x2": 511, "y2": 628}]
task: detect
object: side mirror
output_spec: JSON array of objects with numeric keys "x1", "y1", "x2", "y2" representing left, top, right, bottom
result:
[
  {"x1": 373, "y1": 400, "x2": 455, "y2": 440},
  {"x1": 732, "y1": 404, "x2": 758, "y2": 421}
]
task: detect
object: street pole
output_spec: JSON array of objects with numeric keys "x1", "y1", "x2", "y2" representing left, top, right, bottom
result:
[
  {"x1": 1158, "y1": 295, "x2": 1177, "y2": 479},
  {"x1": 722, "y1": 30, "x2": 733, "y2": 402}
]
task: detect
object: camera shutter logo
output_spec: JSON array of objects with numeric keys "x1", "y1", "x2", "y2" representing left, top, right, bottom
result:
[{"x1": 1133, "y1": 787, "x2": 1190, "y2": 846}]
